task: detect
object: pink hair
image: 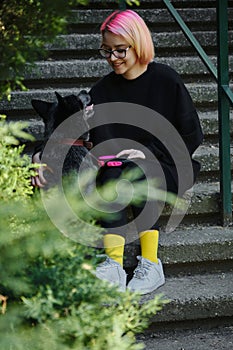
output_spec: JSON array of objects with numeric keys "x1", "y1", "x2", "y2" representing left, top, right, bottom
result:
[{"x1": 100, "y1": 10, "x2": 154, "y2": 65}]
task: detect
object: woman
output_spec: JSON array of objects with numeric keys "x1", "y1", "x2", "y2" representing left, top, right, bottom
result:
[
  {"x1": 32, "y1": 9, "x2": 203, "y2": 294},
  {"x1": 89, "y1": 9, "x2": 203, "y2": 294}
]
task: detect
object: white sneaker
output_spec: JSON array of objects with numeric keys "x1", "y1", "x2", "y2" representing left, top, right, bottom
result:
[
  {"x1": 96, "y1": 257, "x2": 127, "y2": 292},
  {"x1": 127, "y1": 256, "x2": 165, "y2": 295}
]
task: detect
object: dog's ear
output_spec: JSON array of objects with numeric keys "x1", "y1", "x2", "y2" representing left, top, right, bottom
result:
[
  {"x1": 78, "y1": 90, "x2": 91, "y2": 108},
  {"x1": 55, "y1": 91, "x2": 66, "y2": 108},
  {"x1": 31, "y1": 99, "x2": 55, "y2": 121}
]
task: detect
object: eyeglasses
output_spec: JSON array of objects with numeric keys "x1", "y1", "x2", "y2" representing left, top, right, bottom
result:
[{"x1": 98, "y1": 45, "x2": 132, "y2": 59}]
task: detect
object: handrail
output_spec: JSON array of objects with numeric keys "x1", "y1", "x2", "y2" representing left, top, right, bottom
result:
[
  {"x1": 217, "y1": 0, "x2": 232, "y2": 225},
  {"x1": 163, "y1": 0, "x2": 217, "y2": 79},
  {"x1": 162, "y1": 0, "x2": 232, "y2": 226},
  {"x1": 118, "y1": 0, "x2": 232, "y2": 225},
  {"x1": 162, "y1": 0, "x2": 233, "y2": 106}
]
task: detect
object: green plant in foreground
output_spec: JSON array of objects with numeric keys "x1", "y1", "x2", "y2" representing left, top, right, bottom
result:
[
  {"x1": 0, "y1": 115, "x2": 39, "y2": 200},
  {"x1": 0, "y1": 193, "x2": 168, "y2": 350},
  {"x1": 0, "y1": 119, "x2": 169, "y2": 349}
]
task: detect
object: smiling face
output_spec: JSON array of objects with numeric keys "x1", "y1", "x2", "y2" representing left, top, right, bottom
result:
[{"x1": 101, "y1": 31, "x2": 148, "y2": 80}]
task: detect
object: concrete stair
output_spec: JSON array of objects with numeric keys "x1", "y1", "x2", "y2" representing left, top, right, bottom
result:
[
  {"x1": 0, "y1": 0, "x2": 233, "y2": 348},
  {"x1": 134, "y1": 225, "x2": 233, "y2": 349}
]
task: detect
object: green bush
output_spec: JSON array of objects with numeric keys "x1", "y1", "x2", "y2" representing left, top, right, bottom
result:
[
  {"x1": 0, "y1": 194, "x2": 167, "y2": 350},
  {"x1": 0, "y1": 115, "x2": 40, "y2": 200},
  {"x1": 0, "y1": 120, "x2": 168, "y2": 350}
]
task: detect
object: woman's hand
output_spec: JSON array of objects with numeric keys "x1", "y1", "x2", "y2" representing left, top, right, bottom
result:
[
  {"x1": 31, "y1": 152, "x2": 48, "y2": 188},
  {"x1": 116, "y1": 149, "x2": 146, "y2": 159}
]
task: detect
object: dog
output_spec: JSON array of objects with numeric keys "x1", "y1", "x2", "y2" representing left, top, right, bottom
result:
[{"x1": 31, "y1": 90, "x2": 95, "y2": 187}]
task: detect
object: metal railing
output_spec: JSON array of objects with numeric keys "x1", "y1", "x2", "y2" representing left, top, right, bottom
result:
[
  {"x1": 119, "y1": 0, "x2": 233, "y2": 226},
  {"x1": 162, "y1": 0, "x2": 233, "y2": 225},
  {"x1": 118, "y1": 0, "x2": 233, "y2": 225}
]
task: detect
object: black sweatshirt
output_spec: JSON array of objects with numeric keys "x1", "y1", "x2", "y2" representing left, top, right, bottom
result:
[
  {"x1": 89, "y1": 61, "x2": 204, "y2": 191},
  {"x1": 33, "y1": 61, "x2": 203, "y2": 192}
]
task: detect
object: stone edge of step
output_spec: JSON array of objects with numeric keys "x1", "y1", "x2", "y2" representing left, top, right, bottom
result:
[{"x1": 140, "y1": 270, "x2": 233, "y2": 323}]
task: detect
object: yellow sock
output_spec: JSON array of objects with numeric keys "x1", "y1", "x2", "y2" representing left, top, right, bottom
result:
[
  {"x1": 104, "y1": 234, "x2": 125, "y2": 266},
  {"x1": 139, "y1": 230, "x2": 159, "y2": 263}
]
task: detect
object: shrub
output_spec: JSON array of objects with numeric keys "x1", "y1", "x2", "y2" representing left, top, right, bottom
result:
[
  {"x1": 0, "y1": 120, "x2": 168, "y2": 350},
  {"x1": 0, "y1": 115, "x2": 38, "y2": 200}
]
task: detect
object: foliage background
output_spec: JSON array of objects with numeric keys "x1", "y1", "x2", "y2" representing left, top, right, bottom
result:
[
  {"x1": 0, "y1": 0, "x2": 139, "y2": 99},
  {"x1": 0, "y1": 0, "x2": 88, "y2": 98}
]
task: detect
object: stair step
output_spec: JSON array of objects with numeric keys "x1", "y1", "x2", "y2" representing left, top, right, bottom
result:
[
  {"x1": 68, "y1": 8, "x2": 225, "y2": 27},
  {"x1": 45, "y1": 31, "x2": 233, "y2": 55},
  {"x1": 1, "y1": 82, "x2": 231, "y2": 111},
  {"x1": 125, "y1": 226, "x2": 233, "y2": 271},
  {"x1": 142, "y1": 270, "x2": 233, "y2": 324},
  {"x1": 21, "y1": 56, "x2": 233, "y2": 83},
  {"x1": 21, "y1": 110, "x2": 233, "y2": 138},
  {"x1": 125, "y1": 183, "x2": 233, "y2": 253},
  {"x1": 199, "y1": 110, "x2": 233, "y2": 137},
  {"x1": 137, "y1": 324, "x2": 233, "y2": 350},
  {"x1": 193, "y1": 144, "x2": 233, "y2": 174},
  {"x1": 3, "y1": 107, "x2": 233, "y2": 144},
  {"x1": 85, "y1": 0, "x2": 233, "y2": 9},
  {"x1": 162, "y1": 181, "x2": 223, "y2": 219}
]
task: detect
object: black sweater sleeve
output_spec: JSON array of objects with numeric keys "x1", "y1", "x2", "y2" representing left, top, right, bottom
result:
[{"x1": 173, "y1": 80, "x2": 203, "y2": 155}]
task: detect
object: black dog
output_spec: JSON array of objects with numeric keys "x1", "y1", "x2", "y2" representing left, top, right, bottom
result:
[{"x1": 32, "y1": 90, "x2": 95, "y2": 186}]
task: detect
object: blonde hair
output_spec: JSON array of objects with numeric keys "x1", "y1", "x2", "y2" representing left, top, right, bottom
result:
[{"x1": 100, "y1": 10, "x2": 154, "y2": 64}]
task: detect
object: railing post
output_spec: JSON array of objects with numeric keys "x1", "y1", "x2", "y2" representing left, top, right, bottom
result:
[{"x1": 217, "y1": 0, "x2": 232, "y2": 225}]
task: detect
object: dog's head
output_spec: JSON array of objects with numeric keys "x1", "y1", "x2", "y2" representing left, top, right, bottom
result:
[{"x1": 31, "y1": 90, "x2": 94, "y2": 140}]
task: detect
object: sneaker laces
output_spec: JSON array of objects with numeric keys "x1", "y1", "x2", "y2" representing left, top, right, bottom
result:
[{"x1": 133, "y1": 257, "x2": 151, "y2": 279}]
